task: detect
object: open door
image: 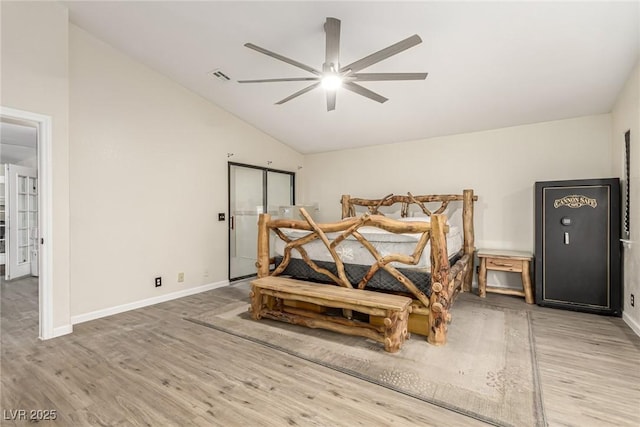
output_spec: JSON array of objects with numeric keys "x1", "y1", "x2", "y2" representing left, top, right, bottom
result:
[{"x1": 6, "y1": 164, "x2": 37, "y2": 280}]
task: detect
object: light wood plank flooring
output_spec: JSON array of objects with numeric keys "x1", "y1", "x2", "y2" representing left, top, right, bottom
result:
[{"x1": 1, "y1": 277, "x2": 639, "y2": 426}]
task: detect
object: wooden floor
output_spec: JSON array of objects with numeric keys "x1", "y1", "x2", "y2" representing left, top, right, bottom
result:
[{"x1": 1, "y1": 277, "x2": 639, "y2": 426}]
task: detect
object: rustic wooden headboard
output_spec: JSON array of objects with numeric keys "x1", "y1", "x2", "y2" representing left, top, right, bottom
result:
[{"x1": 341, "y1": 190, "x2": 477, "y2": 289}]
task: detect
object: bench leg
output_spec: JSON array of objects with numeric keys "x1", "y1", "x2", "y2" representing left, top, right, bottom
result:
[
  {"x1": 383, "y1": 310, "x2": 409, "y2": 353},
  {"x1": 250, "y1": 285, "x2": 263, "y2": 320}
]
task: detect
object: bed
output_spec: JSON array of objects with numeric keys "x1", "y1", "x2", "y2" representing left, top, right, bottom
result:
[
  {"x1": 255, "y1": 190, "x2": 477, "y2": 345},
  {"x1": 272, "y1": 221, "x2": 464, "y2": 295}
]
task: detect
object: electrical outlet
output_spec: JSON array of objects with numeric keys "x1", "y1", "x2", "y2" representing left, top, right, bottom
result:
[
  {"x1": 178, "y1": 272, "x2": 184, "y2": 283},
  {"x1": 631, "y1": 294, "x2": 635, "y2": 307},
  {"x1": 155, "y1": 277, "x2": 162, "y2": 287},
  {"x1": 204, "y1": 269, "x2": 209, "y2": 278}
]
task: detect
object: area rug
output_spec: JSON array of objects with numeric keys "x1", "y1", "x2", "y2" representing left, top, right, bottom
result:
[{"x1": 185, "y1": 289, "x2": 545, "y2": 427}]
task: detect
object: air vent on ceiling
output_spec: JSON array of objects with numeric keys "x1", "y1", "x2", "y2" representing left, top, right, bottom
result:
[{"x1": 209, "y1": 69, "x2": 231, "y2": 82}]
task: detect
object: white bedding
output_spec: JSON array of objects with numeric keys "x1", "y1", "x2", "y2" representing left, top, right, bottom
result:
[{"x1": 273, "y1": 223, "x2": 463, "y2": 270}]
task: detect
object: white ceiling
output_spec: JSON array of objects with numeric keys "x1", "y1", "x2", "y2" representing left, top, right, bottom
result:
[
  {"x1": 65, "y1": 1, "x2": 639, "y2": 154},
  {"x1": 0, "y1": 122, "x2": 37, "y2": 165}
]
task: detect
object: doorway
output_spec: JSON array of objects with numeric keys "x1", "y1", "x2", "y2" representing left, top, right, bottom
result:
[
  {"x1": 228, "y1": 162, "x2": 294, "y2": 281},
  {"x1": 0, "y1": 106, "x2": 53, "y2": 339}
]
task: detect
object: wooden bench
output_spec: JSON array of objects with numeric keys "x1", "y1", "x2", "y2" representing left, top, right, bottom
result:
[{"x1": 250, "y1": 276, "x2": 412, "y2": 353}]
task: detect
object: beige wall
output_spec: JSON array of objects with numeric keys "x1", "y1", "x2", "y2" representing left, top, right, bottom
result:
[
  {"x1": 1, "y1": 2, "x2": 71, "y2": 331},
  {"x1": 68, "y1": 25, "x2": 303, "y2": 317},
  {"x1": 303, "y1": 114, "x2": 613, "y2": 288},
  {"x1": 612, "y1": 62, "x2": 640, "y2": 332}
]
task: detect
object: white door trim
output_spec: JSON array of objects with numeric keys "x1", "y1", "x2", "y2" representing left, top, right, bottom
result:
[{"x1": 1, "y1": 106, "x2": 55, "y2": 340}]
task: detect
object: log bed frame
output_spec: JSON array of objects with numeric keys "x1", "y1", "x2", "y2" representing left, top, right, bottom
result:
[{"x1": 254, "y1": 189, "x2": 477, "y2": 346}]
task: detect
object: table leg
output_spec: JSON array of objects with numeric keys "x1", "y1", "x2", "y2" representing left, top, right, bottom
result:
[
  {"x1": 478, "y1": 258, "x2": 487, "y2": 298},
  {"x1": 521, "y1": 260, "x2": 534, "y2": 304}
]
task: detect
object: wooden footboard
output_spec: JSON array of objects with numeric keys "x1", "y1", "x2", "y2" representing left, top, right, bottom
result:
[{"x1": 256, "y1": 190, "x2": 477, "y2": 346}]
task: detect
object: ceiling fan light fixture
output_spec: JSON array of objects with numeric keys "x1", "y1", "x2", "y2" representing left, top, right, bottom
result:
[
  {"x1": 321, "y1": 74, "x2": 342, "y2": 91},
  {"x1": 240, "y1": 17, "x2": 427, "y2": 111}
]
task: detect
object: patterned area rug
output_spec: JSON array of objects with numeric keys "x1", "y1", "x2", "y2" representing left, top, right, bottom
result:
[{"x1": 186, "y1": 288, "x2": 545, "y2": 427}]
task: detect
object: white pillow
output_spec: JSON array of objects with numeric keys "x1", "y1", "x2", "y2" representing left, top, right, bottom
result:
[
  {"x1": 385, "y1": 210, "x2": 404, "y2": 219},
  {"x1": 410, "y1": 213, "x2": 431, "y2": 219},
  {"x1": 397, "y1": 216, "x2": 430, "y2": 222},
  {"x1": 411, "y1": 206, "x2": 457, "y2": 219}
]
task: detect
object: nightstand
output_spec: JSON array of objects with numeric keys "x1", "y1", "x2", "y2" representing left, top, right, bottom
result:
[{"x1": 477, "y1": 249, "x2": 534, "y2": 304}]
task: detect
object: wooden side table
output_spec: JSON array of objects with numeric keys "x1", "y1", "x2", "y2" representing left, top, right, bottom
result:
[{"x1": 477, "y1": 249, "x2": 534, "y2": 304}]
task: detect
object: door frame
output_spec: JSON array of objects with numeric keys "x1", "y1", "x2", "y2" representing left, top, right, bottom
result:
[
  {"x1": 1, "y1": 106, "x2": 54, "y2": 340},
  {"x1": 227, "y1": 162, "x2": 295, "y2": 281}
]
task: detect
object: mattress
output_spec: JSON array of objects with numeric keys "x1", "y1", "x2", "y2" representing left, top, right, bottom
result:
[
  {"x1": 273, "y1": 252, "x2": 463, "y2": 296},
  {"x1": 273, "y1": 222, "x2": 463, "y2": 271}
]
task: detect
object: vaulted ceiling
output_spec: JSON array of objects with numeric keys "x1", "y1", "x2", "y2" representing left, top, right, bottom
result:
[{"x1": 65, "y1": 1, "x2": 639, "y2": 154}]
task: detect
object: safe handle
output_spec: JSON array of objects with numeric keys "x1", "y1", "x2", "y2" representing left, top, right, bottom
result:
[{"x1": 564, "y1": 232, "x2": 570, "y2": 245}]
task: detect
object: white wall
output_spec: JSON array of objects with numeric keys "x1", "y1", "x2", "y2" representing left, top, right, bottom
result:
[
  {"x1": 303, "y1": 114, "x2": 613, "y2": 288},
  {"x1": 1, "y1": 2, "x2": 71, "y2": 331},
  {"x1": 612, "y1": 62, "x2": 640, "y2": 334},
  {"x1": 68, "y1": 25, "x2": 304, "y2": 318}
]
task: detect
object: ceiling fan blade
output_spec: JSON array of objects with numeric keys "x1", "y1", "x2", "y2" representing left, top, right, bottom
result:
[
  {"x1": 343, "y1": 82, "x2": 388, "y2": 104},
  {"x1": 239, "y1": 77, "x2": 320, "y2": 83},
  {"x1": 275, "y1": 82, "x2": 321, "y2": 105},
  {"x1": 245, "y1": 43, "x2": 321, "y2": 76},
  {"x1": 326, "y1": 90, "x2": 336, "y2": 111},
  {"x1": 351, "y1": 72, "x2": 428, "y2": 81},
  {"x1": 324, "y1": 17, "x2": 341, "y2": 71},
  {"x1": 340, "y1": 34, "x2": 422, "y2": 74}
]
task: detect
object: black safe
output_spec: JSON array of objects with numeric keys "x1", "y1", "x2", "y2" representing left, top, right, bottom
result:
[{"x1": 535, "y1": 178, "x2": 621, "y2": 316}]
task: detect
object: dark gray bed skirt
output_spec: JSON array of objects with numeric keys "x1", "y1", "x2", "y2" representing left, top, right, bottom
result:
[{"x1": 273, "y1": 252, "x2": 463, "y2": 297}]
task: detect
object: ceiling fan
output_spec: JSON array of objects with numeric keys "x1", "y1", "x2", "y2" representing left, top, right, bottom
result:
[{"x1": 238, "y1": 17, "x2": 428, "y2": 111}]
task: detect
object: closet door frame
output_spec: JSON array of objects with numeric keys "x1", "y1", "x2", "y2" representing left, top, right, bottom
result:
[{"x1": 227, "y1": 162, "x2": 295, "y2": 281}]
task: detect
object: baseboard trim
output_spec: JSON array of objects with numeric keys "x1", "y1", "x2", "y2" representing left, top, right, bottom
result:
[
  {"x1": 48, "y1": 324, "x2": 73, "y2": 339},
  {"x1": 71, "y1": 280, "x2": 229, "y2": 325},
  {"x1": 623, "y1": 311, "x2": 640, "y2": 337}
]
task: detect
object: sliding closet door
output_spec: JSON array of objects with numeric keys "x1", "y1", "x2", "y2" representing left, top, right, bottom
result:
[
  {"x1": 267, "y1": 171, "x2": 294, "y2": 216},
  {"x1": 229, "y1": 165, "x2": 264, "y2": 280},
  {"x1": 228, "y1": 163, "x2": 294, "y2": 281}
]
